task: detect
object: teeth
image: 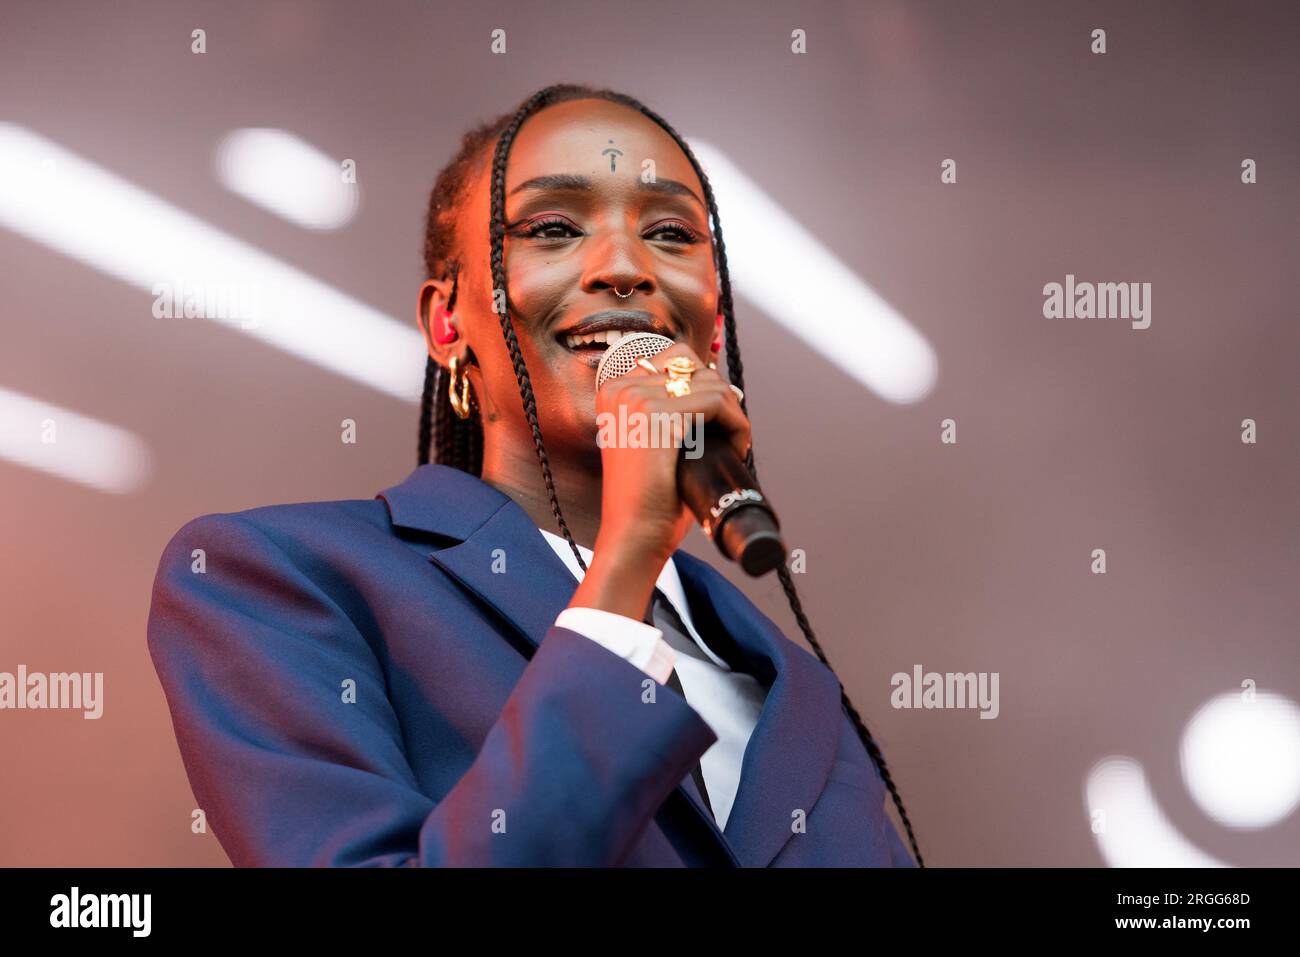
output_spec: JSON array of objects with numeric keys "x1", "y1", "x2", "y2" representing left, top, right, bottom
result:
[{"x1": 563, "y1": 328, "x2": 638, "y2": 350}]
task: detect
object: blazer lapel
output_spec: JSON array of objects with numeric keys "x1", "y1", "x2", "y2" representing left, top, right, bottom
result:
[
  {"x1": 428, "y1": 495, "x2": 580, "y2": 649},
  {"x1": 672, "y1": 549, "x2": 843, "y2": 868},
  {"x1": 376, "y1": 463, "x2": 841, "y2": 868},
  {"x1": 379, "y1": 463, "x2": 630, "y2": 653}
]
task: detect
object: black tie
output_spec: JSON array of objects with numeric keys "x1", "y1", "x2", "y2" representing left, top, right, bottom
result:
[{"x1": 647, "y1": 588, "x2": 713, "y2": 819}]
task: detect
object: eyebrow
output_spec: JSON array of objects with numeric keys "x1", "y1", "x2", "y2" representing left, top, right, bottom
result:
[{"x1": 508, "y1": 173, "x2": 704, "y2": 208}]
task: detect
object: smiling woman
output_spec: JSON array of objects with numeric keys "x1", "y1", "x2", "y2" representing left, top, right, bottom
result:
[
  {"x1": 147, "y1": 82, "x2": 923, "y2": 868},
  {"x1": 417, "y1": 89, "x2": 724, "y2": 514}
]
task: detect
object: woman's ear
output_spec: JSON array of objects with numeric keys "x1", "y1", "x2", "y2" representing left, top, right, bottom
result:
[
  {"x1": 417, "y1": 277, "x2": 461, "y2": 366},
  {"x1": 711, "y1": 311, "x2": 724, "y2": 353}
]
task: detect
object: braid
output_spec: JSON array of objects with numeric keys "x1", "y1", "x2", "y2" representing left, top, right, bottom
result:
[
  {"x1": 622, "y1": 101, "x2": 924, "y2": 867},
  {"x1": 417, "y1": 84, "x2": 923, "y2": 867},
  {"x1": 486, "y1": 88, "x2": 592, "y2": 574},
  {"x1": 774, "y1": 562, "x2": 926, "y2": 866}
]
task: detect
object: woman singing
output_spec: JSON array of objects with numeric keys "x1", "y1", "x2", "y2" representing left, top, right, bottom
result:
[{"x1": 146, "y1": 83, "x2": 922, "y2": 867}]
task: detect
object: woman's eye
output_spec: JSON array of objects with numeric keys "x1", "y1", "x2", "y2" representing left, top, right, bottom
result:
[
  {"x1": 513, "y1": 217, "x2": 701, "y2": 244},
  {"x1": 519, "y1": 217, "x2": 579, "y2": 240},
  {"x1": 648, "y1": 222, "x2": 701, "y2": 244}
]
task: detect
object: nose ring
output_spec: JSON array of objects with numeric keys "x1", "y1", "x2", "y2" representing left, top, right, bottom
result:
[{"x1": 613, "y1": 286, "x2": 634, "y2": 299}]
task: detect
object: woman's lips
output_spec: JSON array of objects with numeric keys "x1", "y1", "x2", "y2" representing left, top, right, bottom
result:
[
  {"x1": 560, "y1": 327, "x2": 654, "y2": 351},
  {"x1": 564, "y1": 344, "x2": 608, "y2": 369}
]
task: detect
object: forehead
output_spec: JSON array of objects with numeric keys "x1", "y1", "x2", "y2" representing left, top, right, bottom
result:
[
  {"x1": 455, "y1": 98, "x2": 707, "y2": 264},
  {"x1": 464, "y1": 99, "x2": 704, "y2": 214},
  {"x1": 507, "y1": 98, "x2": 700, "y2": 187}
]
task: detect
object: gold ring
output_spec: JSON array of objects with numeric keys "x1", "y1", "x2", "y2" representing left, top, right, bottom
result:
[{"x1": 663, "y1": 356, "x2": 696, "y2": 398}]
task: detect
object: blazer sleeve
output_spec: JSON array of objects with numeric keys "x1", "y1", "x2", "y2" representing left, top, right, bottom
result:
[{"x1": 146, "y1": 512, "x2": 718, "y2": 867}]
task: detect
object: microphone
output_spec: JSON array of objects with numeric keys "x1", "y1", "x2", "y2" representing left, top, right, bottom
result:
[{"x1": 596, "y1": 333, "x2": 787, "y2": 577}]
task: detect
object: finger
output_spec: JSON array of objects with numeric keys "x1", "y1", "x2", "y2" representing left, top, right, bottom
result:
[
  {"x1": 606, "y1": 345, "x2": 708, "y2": 400},
  {"x1": 644, "y1": 341, "x2": 708, "y2": 372},
  {"x1": 659, "y1": 385, "x2": 752, "y2": 461},
  {"x1": 600, "y1": 343, "x2": 750, "y2": 445},
  {"x1": 705, "y1": 392, "x2": 753, "y2": 461}
]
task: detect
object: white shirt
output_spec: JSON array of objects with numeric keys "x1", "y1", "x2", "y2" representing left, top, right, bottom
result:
[{"x1": 538, "y1": 527, "x2": 766, "y2": 831}]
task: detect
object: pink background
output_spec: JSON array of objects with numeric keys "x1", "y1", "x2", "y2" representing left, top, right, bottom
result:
[{"x1": 1, "y1": 0, "x2": 1296, "y2": 865}]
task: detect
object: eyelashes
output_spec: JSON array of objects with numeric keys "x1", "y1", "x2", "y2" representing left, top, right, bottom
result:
[{"x1": 510, "y1": 215, "x2": 702, "y2": 245}]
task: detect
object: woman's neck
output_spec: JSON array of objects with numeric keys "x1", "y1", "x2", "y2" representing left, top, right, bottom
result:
[{"x1": 479, "y1": 439, "x2": 603, "y2": 551}]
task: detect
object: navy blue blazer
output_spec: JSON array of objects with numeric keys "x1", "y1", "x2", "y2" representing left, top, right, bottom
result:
[{"x1": 146, "y1": 462, "x2": 915, "y2": 867}]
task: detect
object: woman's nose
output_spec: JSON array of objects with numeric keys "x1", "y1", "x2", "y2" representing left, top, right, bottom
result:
[{"x1": 581, "y1": 227, "x2": 654, "y2": 297}]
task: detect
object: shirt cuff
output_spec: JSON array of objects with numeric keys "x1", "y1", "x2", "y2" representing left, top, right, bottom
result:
[{"x1": 555, "y1": 606, "x2": 677, "y2": 685}]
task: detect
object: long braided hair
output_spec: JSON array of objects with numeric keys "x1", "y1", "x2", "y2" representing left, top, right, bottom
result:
[{"x1": 418, "y1": 83, "x2": 924, "y2": 867}]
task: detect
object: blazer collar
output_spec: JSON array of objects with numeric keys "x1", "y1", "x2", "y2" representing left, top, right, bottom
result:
[{"x1": 376, "y1": 463, "x2": 843, "y2": 867}]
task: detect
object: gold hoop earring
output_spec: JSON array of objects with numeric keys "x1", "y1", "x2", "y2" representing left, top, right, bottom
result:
[{"x1": 449, "y1": 355, "x2": 473, "y2": 419}]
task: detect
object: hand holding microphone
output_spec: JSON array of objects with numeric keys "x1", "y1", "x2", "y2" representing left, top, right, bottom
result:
[{"x1": 593, "y1": 333, "x2": 786, "y2": 577}]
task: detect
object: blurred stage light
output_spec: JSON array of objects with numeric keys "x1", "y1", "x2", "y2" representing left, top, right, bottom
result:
[
  {"x1": 215, "y1": 127, "x2": 359, "y2": 230},
  {"x1": 0, "y1": 123, "x2": 423, "y2": 401},
  {"x1": 688, "y1": 139, "x2": 938, "y2": 404},
  {"x1": 0, "y1": 385, "x2": 152, "y2": 494},
  {"x1": 0, "y1": 124, "x2": 932, "y2": 408},
  {"x1": 1085, "y1": 756, "x2": 1227, "y2": 867},
  {"x1": 1180, "y1": 691, "x2": 1300, "y2": 829}
]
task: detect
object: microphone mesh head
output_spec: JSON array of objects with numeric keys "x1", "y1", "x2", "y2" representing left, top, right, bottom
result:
[{"x1": 594, "y1": 332, "x2": 676, "y2": 392}]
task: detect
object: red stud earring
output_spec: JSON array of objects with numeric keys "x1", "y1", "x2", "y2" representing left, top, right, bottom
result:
[{"x1": 432, "y1": 303, "x2": 458, "y2": 344}]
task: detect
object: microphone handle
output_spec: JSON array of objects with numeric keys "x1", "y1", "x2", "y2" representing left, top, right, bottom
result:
[{"x1": 677, "y1": 422, "x2": 787, "y2": 576}]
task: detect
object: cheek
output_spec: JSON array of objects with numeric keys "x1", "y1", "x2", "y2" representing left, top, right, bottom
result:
[
  {"x1": 471, "y1": 312, "x2": 598, "y2": 436},
  {"x1": 475, "y1": 257, "x2": 573, "y2": 376},
  {"x1": 662, "y1": 268, "x2": 719, "y2": 349},
  {"x1": 503, "y1": 248, "x2": 571, "y2": 332},
  {"x1": 499, "y1": 255, "x2": 600, "y2": 411}
]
